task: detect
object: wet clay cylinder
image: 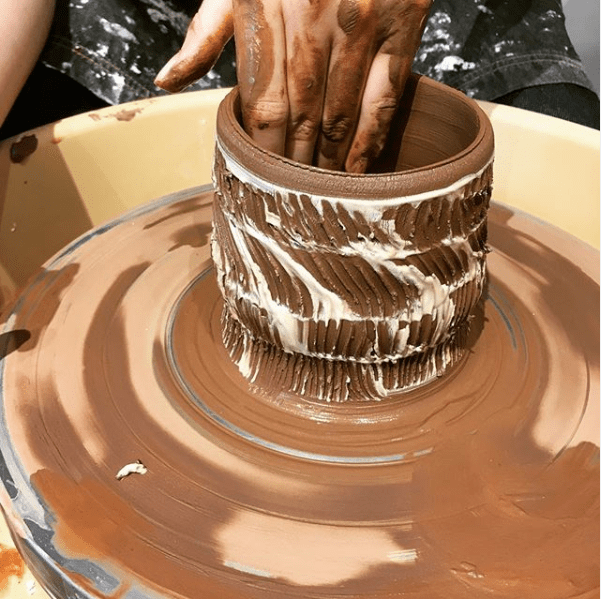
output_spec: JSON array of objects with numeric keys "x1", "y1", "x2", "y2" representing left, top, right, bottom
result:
[{"x1": 212, "y1": 74, "x2": 494, "y2": 401}]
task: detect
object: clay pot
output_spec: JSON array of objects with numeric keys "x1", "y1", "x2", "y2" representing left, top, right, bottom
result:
[{"x1": 212, "y1": 74, "x2": 494, "y2": 401}]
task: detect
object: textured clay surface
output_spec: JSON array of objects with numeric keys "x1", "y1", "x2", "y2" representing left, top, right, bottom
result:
[{"x1": 212, "y1": 77, "x2": 495, "y2": 399}]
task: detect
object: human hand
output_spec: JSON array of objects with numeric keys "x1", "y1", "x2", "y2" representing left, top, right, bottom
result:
[
  {"x1": 0, "y1": 0, "x2": 56, "y2": 128},
  {"x1": 155, "y1": 0, "x2": 431, "y2": 173}
]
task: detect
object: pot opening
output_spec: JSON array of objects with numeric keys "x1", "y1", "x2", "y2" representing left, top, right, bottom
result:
[
  {"x1": 371, "y1": 74, "x2": 482, "y2": 173},
  {"x1": 230, "y1": 74, "x2": 482, "y2": 176}
]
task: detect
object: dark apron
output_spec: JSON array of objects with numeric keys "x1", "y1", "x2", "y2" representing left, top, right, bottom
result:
[{"x1": 40, "y1": 0, "x2": 594, "y2": 106}]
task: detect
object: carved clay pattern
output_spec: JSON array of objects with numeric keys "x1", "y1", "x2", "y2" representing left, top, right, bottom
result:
[
  {"x1": 222, "y1": 312, "x2": 471, "y2": 402},
  {"x1": 212, "y1": 145, "x2": 492, "y2": 400}
]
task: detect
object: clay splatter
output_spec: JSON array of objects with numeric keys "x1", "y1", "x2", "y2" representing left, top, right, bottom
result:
[
  {"x1": 9, "y1": 135, "x2": 38, "y2": 164},
  {"x1": 113, "y1": 107, "x2": 143, "y2": 122},
  {"x1": 0, "y1": 544, "x2": 25, "y2": 590}
]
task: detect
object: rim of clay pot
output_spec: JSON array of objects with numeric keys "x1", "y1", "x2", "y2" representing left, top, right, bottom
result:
[{"x1": 215, "y1": 73, "x2": 494, "y2": 200}]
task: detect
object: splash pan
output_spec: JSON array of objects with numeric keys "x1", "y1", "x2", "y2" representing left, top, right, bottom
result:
[{"x1": 0, "y1": 183, "x2": 597, "y2": 598}]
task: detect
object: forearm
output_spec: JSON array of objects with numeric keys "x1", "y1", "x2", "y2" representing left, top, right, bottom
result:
[{"x1": 0, "y1": 0, "x2": 56, "y2": 127}]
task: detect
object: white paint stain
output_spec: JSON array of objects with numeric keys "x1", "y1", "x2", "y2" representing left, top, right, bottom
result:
[
  {"x1": 110, "y1": 72, "x2": 126, "y2": 98},
  {"x1": 142, "y1": 0, "x2": 189, "y2": 35},
  {"x1": 96, "y1": 43, "x2": 109, "y2": 58},
  {"x1": 98, "y1": 18, "x2": 138, "y2": 43},
  {"x1": 476, "y1": 4, "x2": 493, "y2": 15},
  {"x1": 435, "y1": 56, "x2": 476, "y2": 73}
]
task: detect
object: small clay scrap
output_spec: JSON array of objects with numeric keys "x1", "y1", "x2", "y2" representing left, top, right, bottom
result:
[
  {"x1": 9, "y1": 134, "x2": 38, "y2": 163},
  {"x1": 114, "y1": 107, "x2": 143, "y2": 122},
  {"x1": 115, "y1": 460, "x2": 147, "y2": 481}
]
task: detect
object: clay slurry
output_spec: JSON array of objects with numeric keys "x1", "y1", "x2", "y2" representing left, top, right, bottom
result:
[{"x1": 0, "y1": 189, "x2": 597, "y2": 598}]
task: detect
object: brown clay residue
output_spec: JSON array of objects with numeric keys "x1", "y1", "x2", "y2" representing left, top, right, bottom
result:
[
  {"x1": 9, "y1": 134, "x2": 38, "y2": 164},
  {"x1": 30, "y1": 469, "x2": 153, "y2": 563},
  {"x1": 2, "y1": 190, "x2": 598, "y2": 598},
  {"x1": 113, "y1": 107, "x2": 143, "y2": 122},
  {"x1": 154, "y1": 13, "x2": 234, "y2": 93},
  {"x1": 89, "y1": 107, "x2": 144, "y2": 123},
  {"x1": 19, "y1": 264, "x2": 79, "y2": 353},
  {"x1": 285, "y1": 33, "x2": 327, "y2": 162},
  {"x1": 235, "y1": 0, "x2": 284, "y2": 149},
  {"x1": 0, "y1": 544, "x2": 25, "y2": 590}
]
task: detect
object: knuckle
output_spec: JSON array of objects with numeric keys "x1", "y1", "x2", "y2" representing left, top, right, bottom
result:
[
  {"x1": 372, "y1": 96, "x2": 399, "y2": 114},
  {"x1": 289, "y1": 113, "x2": 320, "y2": 141},
  {"x1": 245, "y1": 99, "x2": 288, "y2": 130},
  {"x1": 321, "y1": 115, "x2": 353, "y2": 143}
]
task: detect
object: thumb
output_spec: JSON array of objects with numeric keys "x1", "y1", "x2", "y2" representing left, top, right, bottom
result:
[{"x1": 155, "y1": 0, "x2": 233, "y2": 92}]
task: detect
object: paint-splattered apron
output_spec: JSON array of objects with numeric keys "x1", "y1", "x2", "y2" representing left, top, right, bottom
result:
[{"x1": 41, "y1": 0, "x2": 594, "y2": 106}]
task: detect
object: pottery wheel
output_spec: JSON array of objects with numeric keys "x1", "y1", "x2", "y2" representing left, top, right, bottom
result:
[{"x1": 0, "y1": 186, "x2": 598, "y2": 598}]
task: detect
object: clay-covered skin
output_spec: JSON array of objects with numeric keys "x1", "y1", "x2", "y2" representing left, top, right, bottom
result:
[
  {"x1": 155, "y1": 0, "x2": 432, "y2": 172},
  {"x1": 0, "y1": 189, "x2": 598, "y2": 599}
]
